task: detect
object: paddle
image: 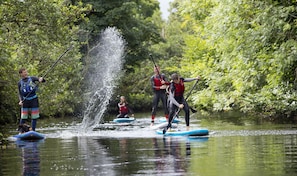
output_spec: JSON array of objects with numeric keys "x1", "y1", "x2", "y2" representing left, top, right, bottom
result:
[
  {"x1": 190, "y1": 106, "x2": 197, "y2": 113},
  {"x1": 21, "y1": 45, "x2": 73, "y2": 102},
  {"x1": 149, "y1": 54, "x2": 163, "y2": 81},
  {"x1": 41, "y1": 45, "x2": 73, "y2": 78},
  {"x1": 163, "y1": 79, "x2": 199, "y2": 134},
  {"x1": 184, "y1": 81, "x2": 198, "y2": 113}
]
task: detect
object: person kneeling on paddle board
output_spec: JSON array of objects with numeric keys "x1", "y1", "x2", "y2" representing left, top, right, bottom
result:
[
  {"x1": 117, "y1": 96, "x2": 134, "y2": 118},
  {"x1": 164, "y1": 73, "x2": 200, "y2": 133}
]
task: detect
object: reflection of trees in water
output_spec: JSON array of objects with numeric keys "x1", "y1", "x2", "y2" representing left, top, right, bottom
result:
[
  {"x1": 77, "y1": 137, "x2": 207, "y2": 175},
  {"x1": 119, "y1": 138, "x2": 129, "y2": 162},
  {"x1": 152, "y1": 137, "x2": 190, "y2": 174},
  {"x1": 186, "y1": 141, "x2": 191, "y2": 155},
  {"x1": 77, "y1": 137, "x2": 116, "y2": 176},
  {"x1": 16, "y1": 140, "x2": 42, "y2": 176},
  {"x1": 96, "y1": 138, "x2": 157, "y2": 175}
]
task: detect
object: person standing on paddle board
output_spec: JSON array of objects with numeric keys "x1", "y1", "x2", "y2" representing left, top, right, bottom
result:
[
  {"x1": 150, "y1": 66, "x2": 170, "y2": 126},
  {"x1": 117, "y1": 96, "x2": 134, "y2": 118},
  {"x1": 18, "y1": 68, "x2": 45, "y2": 131},
  {"x1": 166, "y1": 73, "x2": 200, "y2": 131}
]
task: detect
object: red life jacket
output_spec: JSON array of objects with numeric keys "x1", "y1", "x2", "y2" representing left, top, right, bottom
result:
[
  {"x1": 153, "y1": 75, "x2": 164, "y2": 90},
  {"x1": 119, "y1": 104, "x2": 129, "y2": 114},
  {"x1": 173, "y1": 79, "x2": 185, "y2": 97}
]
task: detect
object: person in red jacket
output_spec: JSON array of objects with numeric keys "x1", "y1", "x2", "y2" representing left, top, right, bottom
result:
[
  {"x1": 150, "y1": 66, "x2": 170, "y2": 126},
  {"x1": 117, "y1": 96, "x2": 134, "y2": 118},
  {"x1": 165, "y1": 73, "x2": 200, "y2": 132}
]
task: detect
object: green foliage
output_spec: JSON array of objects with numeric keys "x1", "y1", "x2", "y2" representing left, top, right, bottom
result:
[
  {"x1": 79, "y1": 0, "x2": 162, "y2": 69},
  {"x1": 0, "y1": 0, "x2": 90, "y2": 123},
  {"x1": 109, "y1": 64, "x2": 154, "y2": 113},
  {"x1": 3, "y1": 0, "x2": 297, "y2": 123},
  {"x1": 171, "y1": 0, "x2": 297, "y2": 118},
  {"x1": 129, "y1": 93, "x2": 152, "y2": 111},
  {"x1": 81, "y1": 0, "x2": 165, "y2": 114}
]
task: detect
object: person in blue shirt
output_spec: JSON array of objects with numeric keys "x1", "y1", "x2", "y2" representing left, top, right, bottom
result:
[{"x1": 18, "y1": 68, "x2": 45, "y2": 131}]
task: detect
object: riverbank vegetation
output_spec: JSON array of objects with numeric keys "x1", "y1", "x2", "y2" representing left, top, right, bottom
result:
[{"x1": 1, "y1": 0, "x2": 297, "y2": 125}]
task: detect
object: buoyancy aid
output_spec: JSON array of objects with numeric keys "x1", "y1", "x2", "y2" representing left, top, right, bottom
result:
[
  {"x1": 172, "y1": 79, "x2": 185, "y2": 97},
  {"x1": 119, "y1": 103, "x2": 129, "y2": 114},
  {"x1": 20, "y1": 77, "x2": 37, "y2": 97},
  {"x1": 153, "y1": 75, "x2": 165, "y2": 90}
]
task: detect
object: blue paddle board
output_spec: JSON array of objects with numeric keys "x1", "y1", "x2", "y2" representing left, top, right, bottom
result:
[
  {"x1": 113, "y1": 117, "x2": 135, "y2": 123},
  {"x1": 156, "y1": 128, "x2": 209, "y2": 136},
  {"x1": 159, "y1": 118, "x2": 181, "y2": 123},
  {"x1": 14, "y1": 131, "x2": 45, "y2": 140}
]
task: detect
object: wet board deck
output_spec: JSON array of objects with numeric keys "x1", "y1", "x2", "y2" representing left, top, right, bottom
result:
[
  {"x1": 150, "y1": 122, "x2": 178, "y2": 130},
  {"x1": 14, "y1": 131, "x2": 45, "y2": 140},
  {"x1": 113, "y1": 117, "x2": 135, "y2": 123},
  {"x1": 159, "y1": 118, "x2": 181, "y2": 123},
  {"x1": 156, "y1": 128, "x2": 209, "y2": 136}
]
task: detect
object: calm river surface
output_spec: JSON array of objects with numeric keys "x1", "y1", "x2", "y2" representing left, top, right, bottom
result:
[{"x1": 1, "y1": 115, "x2": 297, "y2": 176}]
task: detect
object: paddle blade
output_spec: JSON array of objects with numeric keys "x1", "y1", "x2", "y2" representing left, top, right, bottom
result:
[
  {"x1": 162, "y1": 128, "x2": 167, "y2": 134},
  {"x1": 190, "y1": 107, "x2": 197, "y2": 113}
]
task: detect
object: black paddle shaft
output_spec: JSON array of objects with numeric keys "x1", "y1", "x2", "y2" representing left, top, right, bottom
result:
[
  {"x1": 42, "y1": 45, "x2": 73, "y2": 78},
  {"x1": 185, "y1": 79, "x2": 199, "y2": 101},
  {"x1": 149, "y1": 54, "x2": 163, "y2": 81},
  {"x1": 21, "y1": 45, "x2": 73, "y2": 102}
]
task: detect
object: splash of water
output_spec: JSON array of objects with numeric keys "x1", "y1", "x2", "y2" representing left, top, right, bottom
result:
[{"x1": 81, "y1": 27, "x2": 126, "y2": 130}]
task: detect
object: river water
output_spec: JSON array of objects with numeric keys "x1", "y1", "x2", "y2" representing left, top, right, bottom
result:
[
  {"x1": 5, "y1": 27, "x2": 297, "y2": 176},
  {"x1": 1, "y1": 116, "x2": 297, "y2": 176}
]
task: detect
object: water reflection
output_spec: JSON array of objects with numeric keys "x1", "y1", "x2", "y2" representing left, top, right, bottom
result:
[
  {"x1": 77, "y1": 136, "x2": 209, "y2": 175},
  {"x1": 186, "y1": 140, "x2": 191, "y2": 155},
  {"x1": 119, "y1": 138, "x2": 129, "y2": 162},
  {"x1": 77, "y1": 137, "x2": 117, "y2": 176},
  {"x1": 151, "y1": 137, "x2": 209, "y2": 174},
  {"x1": 162, "y1": 137, "x2": 189, "y2": 173},
  {"x1": 15, "y1": 140, "x2": 43, "y2": 176},
  {"x1": 4, "y1": 128, "x2": 297, "y2": 176},
  {"x1": 283, "y1": 135, "x2": 297, "y2": 174}
]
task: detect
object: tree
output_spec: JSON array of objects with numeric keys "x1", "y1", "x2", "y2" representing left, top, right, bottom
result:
[
  {"x1": 0, "y1": 0, "x2": 91, "y2": 123},
  {"x1": 76, "y1": 0, "x2": 167, "y2": 112},
  {"x1": 172, "y1": 0, "x2": 297, "y2": 118},
  {"x1": 79, "y1": 0, "x2": 162, "y2": 68}
]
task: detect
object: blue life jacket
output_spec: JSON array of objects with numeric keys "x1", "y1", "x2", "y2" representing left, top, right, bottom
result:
[{"x1": 20, "y1": 77, "x2": 37, "y2": 98}]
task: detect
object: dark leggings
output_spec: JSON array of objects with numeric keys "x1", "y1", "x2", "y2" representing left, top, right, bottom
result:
[
  {"x1": 151, "y1": 91, "x2": 169, "y2": 115},
  {"x1": 167, "y1": 98, "x2": 190, "y2": 128},
  {"x1": 117, "y1": 113, "x2": 129, "y2": 118}
]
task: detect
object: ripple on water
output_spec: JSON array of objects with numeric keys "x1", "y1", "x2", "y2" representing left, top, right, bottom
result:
[{"x1": 210, "y1": 129, "x2": 297, "y2": 137}]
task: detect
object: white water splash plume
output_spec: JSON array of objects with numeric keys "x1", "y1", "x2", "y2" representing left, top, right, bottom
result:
[{"x1": 81, "y1": 27, "x2": 126, "y2": 131}]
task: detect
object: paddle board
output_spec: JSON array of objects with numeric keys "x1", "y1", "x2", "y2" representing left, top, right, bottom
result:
[
  {"x1": 156, "y1": 128, "x2": 209, "y2": 136},
  {"x1": 113, "y1": 117, "x2": 135, "y2": 123},
  {"x1": 150, "y1": 122, "x2": 178, "y2": 130},
  {"x1": 159, "y1": 118, "x2": 181, "y2": 123},
  {"x1": 14, "y1": 131, "x2": 45, "y2": 140}
]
